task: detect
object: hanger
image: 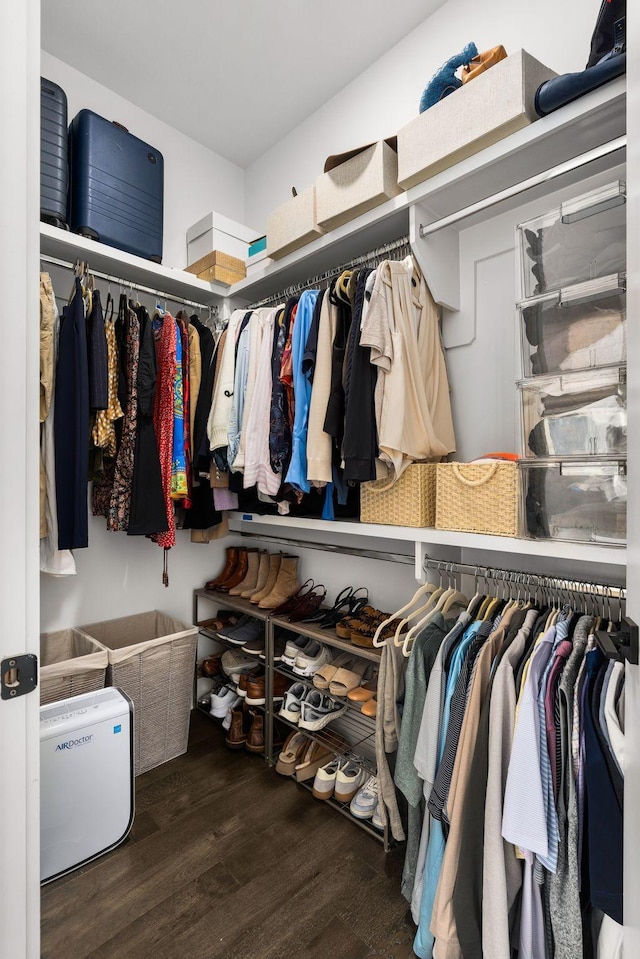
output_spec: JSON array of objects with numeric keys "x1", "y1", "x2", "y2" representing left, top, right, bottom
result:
[
  {"x1": 401, "y1": 565, "x2": 467, "y2": 656},
  {"x1": 374, "y1": 575, "x2": 440, "y2": 648}
]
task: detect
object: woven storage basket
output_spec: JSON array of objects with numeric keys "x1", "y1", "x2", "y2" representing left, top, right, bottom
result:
[
  {"x1": 360, "y1": 463, "x2": 437, "y2": 527},
  {"x1": 39, "y1": 628, "x2": 108, "y2": 706},
  {"x1": 78, "y1": 611, "x2": 197, "y2": 776},
  {"x1": 436, "y1": 461, "x2": 519, "y2": 537}
]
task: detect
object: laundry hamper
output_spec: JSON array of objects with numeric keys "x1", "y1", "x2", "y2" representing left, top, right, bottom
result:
[
  {"x1": 78, "y1": 611, "x2": 198, "y2": 776},
  {"x1": 39, "y1": 628, "x2": 108, "y2": 706},
  {"x1": 436, "y1": 461, "x2": 519, "y2": 537},
  {"x1": 360, "y1": 463, "x2": 437, "y2": 527}
]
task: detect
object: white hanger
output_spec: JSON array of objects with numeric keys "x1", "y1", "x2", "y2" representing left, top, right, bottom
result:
[
  {"x1": 372, "y1": 579, "x2": 440, "y2": 648},
  {"x1": 402, "y1": 565, "x2": 467, "y2": 656}
]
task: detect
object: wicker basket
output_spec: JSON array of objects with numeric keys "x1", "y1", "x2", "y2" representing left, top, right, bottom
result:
[
  {"x1": 78, "y1": 611, "x2": 198, "y2": 776},
  {"x1": 435, "y1": 461, "x2": 519, "y2": 537},
  {"x1": 39, "y1": 629, "x2": 108, "y2": 706},
  {"x1": 360, "y1": 463, "x2": 437, "y2": 527}
]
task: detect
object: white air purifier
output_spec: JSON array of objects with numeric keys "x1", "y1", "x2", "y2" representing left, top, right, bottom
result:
[{"x1": 40, "y1": 687, "x2": 134, "y2": 883}]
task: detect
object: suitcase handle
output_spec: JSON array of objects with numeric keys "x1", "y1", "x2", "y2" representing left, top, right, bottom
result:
[{"x1": 112, "y1": 121, "x2": 129, "y2": 134}]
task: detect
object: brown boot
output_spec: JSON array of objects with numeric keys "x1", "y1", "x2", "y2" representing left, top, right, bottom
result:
[
  {"x1": 250, "y1": 553, "x2": 281, "y2": 604},
  {"x1": 245, "y1": 712, "x2": 264, "y2": 753},
  {"x1": 259, "y1": 555, "x2": 300, "y2": 609},
  {"x1": 205, "y1": 546, "x2": 238, "y2": 590},
  {"x1": 225, "y1": 708, "x2": 248, "y2": 749},
  {"x1": 218, "y1": 547, "x2": 249, "y2": 592},
  {"x1": 229, "y1": 548, "x2": 260, "y2": 596},
  {"x1": 241, "y1": 550, "x2": 269, "y2": 598}
]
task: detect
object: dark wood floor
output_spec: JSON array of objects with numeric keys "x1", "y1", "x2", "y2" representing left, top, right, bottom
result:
[{"x1": 41, "y1": 711, "x2": 416, "y2": 959}]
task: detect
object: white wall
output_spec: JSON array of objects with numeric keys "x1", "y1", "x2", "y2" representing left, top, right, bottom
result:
[
  {"x1": 245, "y1": 0, "x2": 596, "y2": 231},
  {"x1": 41, "y1": 51, "x2": 246, "y2": 270}
]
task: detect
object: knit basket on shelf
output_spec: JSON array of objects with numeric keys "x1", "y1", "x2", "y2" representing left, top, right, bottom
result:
[
  {"x1": 360, "y1": 463, "x2": 437, "y2": 527},
  {"x1": 435, "y1": 461, "x2": 519, "y2": 537}
]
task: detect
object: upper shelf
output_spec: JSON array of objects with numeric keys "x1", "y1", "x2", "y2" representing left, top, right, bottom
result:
[
  {"x1": 229, "y1": 77, "x2": 626, "y2": 305},
  {"x1": 40, "y1": 223, "x2": 227, "y2": 306}
]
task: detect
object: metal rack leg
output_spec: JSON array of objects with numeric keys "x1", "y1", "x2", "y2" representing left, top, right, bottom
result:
[{"x1": 264, "y1": 617, "x2": 274, "y2": 765}]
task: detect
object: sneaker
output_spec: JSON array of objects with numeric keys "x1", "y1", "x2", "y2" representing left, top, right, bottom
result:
[
  {"x1": 312, "y1": 757, "x2": 342, "y2": 800},
  {"x1": 334, "y1": 761, "x2": 367, "y2": 803},
  {"x1": 279, "y1": 682, "x2": 310, "y2": 723},
  {"x1": 281, "y1": 634, "x2": 315, "y2": 666},
  {"x1": 209, "y1": 685, "x2": 241, "y2": 720},
  {"x1": 221, "y1": 650, "x2": 261, "y2": 685},
  {"x1": 371, "y1": 798, "x2": 385, "y2": 831},
  {"x1": 292, "y1": 640, "x2": 332, "y2": 678},
  {"x1": 350, "y1": 776, "x2": 378, "y2": 819},
  {"x1": 241, "y1": 635, "x2": 265, "y2": 657},
  {"x1": 218, "y1": 616, "x2": 263, "y2": 647},
  {"x1": 298, "y1": 690, "x2": 347, "y2": 731}
]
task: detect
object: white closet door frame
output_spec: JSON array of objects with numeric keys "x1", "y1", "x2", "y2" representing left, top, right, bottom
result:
[{"x1": 0, "y1": 0, "x2": 41, "y2": 955}]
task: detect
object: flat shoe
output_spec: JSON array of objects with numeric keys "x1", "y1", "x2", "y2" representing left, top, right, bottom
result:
[
  {"x1": 313, "y1": 652, "x2": 352, "y2": 690},
  {"x1": 275, "y1": 731, "x2": 309, "y2": 776},
  {"x1": 361, "y1": 696, "x2": 377, "y2": 717},
  {"x1": 347, "y1": 679, "x2": 377, "y2": 702},
  {"x1": 329, "y1": 660, "x2": 368, "y2": 697}
]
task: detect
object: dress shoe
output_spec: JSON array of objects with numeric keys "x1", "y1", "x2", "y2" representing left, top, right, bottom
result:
[
  {"x1": 287, "y1": 585, "x2": 327, "y2": 623},
  {"x1": 229, "y1": 548, "x2": 260, "y2": 595},
  {"x1": 237, "y1": 667, "x2": 264, "y2": 699},
  {"x1": 241, "y1": 550, "x2": 269, "y2": 598},
  {"x1": 258, "y1": 555, "x2": 300, "y2": 609},
  {"x1": 250, "y1": 553, "x2": 282, "y2": 604},
  {"x1": 271, "y1": 579, "x2": 315, "y2": 617},
  {"x1": 205, "y1": 546, "x2": 238, "y2": 590},
  {"x1": 245, "y1": 713, "x2": 264, "y2": 753},
  {"x1": 225, "y1": 708, "x2": 249, "y2": 749},
  {"x1": 218, "y1": 547, "x2": 249, "y2": 592},
  {"x1": 245, "y1": 672, "x2": 290, "y2": 706},
  {"x1": 201, "y1": 655, "x2": 222, "y2": 678}
]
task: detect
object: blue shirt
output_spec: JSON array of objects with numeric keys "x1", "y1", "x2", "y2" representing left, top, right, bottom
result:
[{"x1": 285, "y1": 290, "x2": 319, "y2": 492}]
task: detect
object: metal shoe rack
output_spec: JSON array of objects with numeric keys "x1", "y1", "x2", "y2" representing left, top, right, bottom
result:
[{"x1": 192, "y1": 587, "x2": 391, "y2": 849}]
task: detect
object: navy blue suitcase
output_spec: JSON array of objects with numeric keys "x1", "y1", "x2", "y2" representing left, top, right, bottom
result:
[
  {"x1": 69, "y1": 109, "x2": 164, "y2": 263},
  {"x1": 40, "y1": 77, "x2": 69, "y2": 228}
]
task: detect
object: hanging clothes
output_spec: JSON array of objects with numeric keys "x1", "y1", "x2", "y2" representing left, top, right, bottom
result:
[
  {"x1": 152, "y1": 312, "x2": 177, "y2": 549},
  {"x1": 306, "y1": 289, "x2": 338, "y2": 485},
  {"x1": 107, "y1": 300, "x2": 140, "y2": 532},
  {"x1": 269, "y1": 300, "x2": 296, "y2": 476},
  {"x1": 86, "y1": 288, "x2": 109, "y2": 411},
  {"x1": 285, "y1": 289, "x2": 320, "y2": 492},
  {"x1": 207, "y1": 309, "x2": 245, "y2": 453},
  {"x1": 189, "y1": 314, "x2": 216, "y2": 473},
  {"x1": 92, "y1": 297, "x2": 124, "y2": 457},
  {"x1": 175, "y1": 313, "x2": 192, "y2": 505},
  {"x1": 186, "y1": 316, "x2": 202, "y2": 458},
  {"x1": 343, "y1": 266, "x2": 378, "y2": 482},
  {"x1": 170, "y1": 318, "x2": 188, "y2": 500},
  {"x1": 242, "y1": 306, "x2": 280, "y2": 496}
]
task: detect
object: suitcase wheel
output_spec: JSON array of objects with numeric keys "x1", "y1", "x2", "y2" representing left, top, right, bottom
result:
[
  {"x1": 41, "y1": 213, "x2": 69, "y2": 231},
  {"x1": 77, "y1": 227, "x2": 99, "y2": 242},
  {"x1": 149, "y1": 254, "x2": 162, "y2": 264}
]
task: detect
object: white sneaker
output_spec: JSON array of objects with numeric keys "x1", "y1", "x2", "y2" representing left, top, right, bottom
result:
[
  {"x1": 209, "y1": 685, "x2": 241, "y2": 720},
  {"x1": 334, "y1": 761, "x2": 367, "y2": 803},
  {"x1": 279, "y1": 682, "x2": 310, "y2": 724},
  {"x1": 292, "y1": 640, "x2": 332, "y2": 678},
  {"x1": 298, "y1": 690, "x2": 347, "y2": 731},
  {"x1": 349, "y1": 776, "x2": 378, "y2": 819},
  {"x1": 281, "y1": 635, "x2": 315, "y2": 667},
  {"x1": 312, "y1": 757, "x2": 342, "y2": 800},
  {"x1": 371, "y1": 798, "x2": 385, "y2": 831}
]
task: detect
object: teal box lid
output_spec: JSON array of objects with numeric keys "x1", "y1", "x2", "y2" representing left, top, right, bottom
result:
[{"x1": 248, "y1": 236, "x2": 267, "y2": 257}]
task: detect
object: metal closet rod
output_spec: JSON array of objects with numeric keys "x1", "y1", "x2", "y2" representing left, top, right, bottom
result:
[
  {"x1": 235, "y1": 529, "x2": 414, "y2": 566},
  {"x1": 246, "y1": 234, "x2": 412, "y2": 309},
  {"x1": 423, "y1": 556, "x2": 625, "y2": 600},
  {"x1": 40, "y1": 253, "x2": 218, "y2": 314},
  {"x1": 419, "y1": 134, "x2": 626, "y2": 238}
]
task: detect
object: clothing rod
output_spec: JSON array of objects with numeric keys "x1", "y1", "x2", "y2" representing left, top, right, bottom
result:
[
  {"x1": 423, "y1": 555, "x2": 625, "y2": 600},
  {"x1": 246, "y1": 234, "x2": 412, "y2": 309},
  {"x1": 40, "y1": 253, "x2": 218, "y2": 313},
  {"x1": 235, "y1": 529, "x2": 414, "y2": 566},
  {"x1": 419, "y1": 135, "x2": 626, "y2": 238}
]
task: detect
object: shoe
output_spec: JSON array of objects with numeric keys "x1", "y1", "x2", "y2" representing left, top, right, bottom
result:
[
  {"x1": 371, "y1": 798, "x2": 385, "y2": 831},
  {"x1": 316, "y1": 587, "x2": 369, "y2": 630},
  {"x1": 275, "y1": 731, "x2": 309, "y2": 776},
  {"x1": 279, "y1": 682, "x2": 310, "y2": 723},
  {"x1": 200, "y1": 655, "x2": 222, "y2": 678},
  {"x1": 245, "y1": 712, "x2": 264, "y2": 753},
  {"x1": 217, "y1": 547, "x2": 249, "y2": 592},
  {"x1": 250, "y1": 553, "x2": 282, "y2": 604},
  {"x1": 241, "y1": 635, "x2": 265, "y2": 657},
  {"x1": 312, "y1": 652, "x2": 352, "y2": 690},
  {"x1": 347, "y1": 678, "x2": 377, "y2": 702},
  {"x1": 241, "y1": 550, "x2": 270, "y2": 598},
  {"x1": 270, "y1": 579, "x2": 315, "y2": 617},
  {"x1": 245, "y1": 672, "x2": 290, "y2": 706},
  {"x1": 229, "y1": 548, "x2": 260, "y2": 595},
  {"x1": 270, "y1": 636, "x2": 288, "y2": 662},
  {"x1": 220, "y1": 650, "x2": 261, "y2": 685},
  {"x1": 299, "y1": 690, "x2": 347, "y2": 731},
  {"x1": 294, "y1": 738, "x2": 335, "y2": 782},
  {"x1": 281, "y1": 634, "x2": 315, "y2": 667},
  {"x1": 301, "y1": 586, "x2": 355, "y2": 627},
  {"x1": 197, "y1": 612, "x2": 238, "y2": 632},
  {"x1": 350, "y1": 776, "x2": 378, "y2": 819},
  {"x1": 209, "y1": 685, "x2": 241, "y2": 720},
  {"x1": 205, "y1": 546, "x2": 238, "y2": 590},
  {"x1": 329, "y1": 659, "x2": 369, "y2": 697},
  {"x1": 335, "y1": 604, "x2": 380, "y2": 639},
  {"x1": 361, "y1": 696, "x2": 377, "y2": 717},
  {"x1": 218, "y1": 616, "x2": 263, "y2": 647},
  {"x1": 237, "y1": 667, "x2": 264, "y2": 699},
  {"x1": 349, "y1": 611, "x2": 400, "y2": 648},
  {"x1": 292, "y1": 640, "x2": 332, "y2": 678},
  {"x1": 287, "y1": 585, "x2": 327, "y2": 623},
  {"x1": 334, "y1": 762, "x2": 367, "y2": 803},
  {"x1": 312, "y1": 757, "x2": 342, "y2": 799},
  {"x1": 258, "y1": 554, "x2": 300, "y2": 609},
  {"x1": 225, "y1": 707, "x2": 249, "y2": 749}
]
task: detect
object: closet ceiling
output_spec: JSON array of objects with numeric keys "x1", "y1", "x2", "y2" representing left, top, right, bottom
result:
[{"x1": 41, "y1": 0, "x2": 443, "y2": 168}]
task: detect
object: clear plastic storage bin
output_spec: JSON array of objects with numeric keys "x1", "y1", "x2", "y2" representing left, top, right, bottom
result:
[
  {"x1": 518, "y1": 274, "x2": 626, "y2": 376},
  {"x1": 517, "y1": 181, "x2": 626, "y2": 299},
  {"x1": 519, "y1": 366, "x2": 626, "y2": 459},
  {"x1": 521, "y1": 458, "x2": 626, "y2": 545}
]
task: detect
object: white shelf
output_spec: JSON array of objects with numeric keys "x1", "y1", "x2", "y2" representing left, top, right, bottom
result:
[
  {"x1": 40, "y1": 223, "x2": 227, "y2": 305},
  {"x1": 228, "y1": 77, "x2": 625, "y2": 305}
]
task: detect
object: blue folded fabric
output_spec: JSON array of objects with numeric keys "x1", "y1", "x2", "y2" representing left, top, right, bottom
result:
[{"x1": 419, "y1": 42, "x2": 478, "y2": 114}]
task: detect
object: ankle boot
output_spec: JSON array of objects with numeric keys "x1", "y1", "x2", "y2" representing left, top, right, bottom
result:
[
  {"x1": 250, "y1": 553, "x2": 281, "y2": 604},
  {"x1": 218, "y1": 547, "x2": 249, "y2": 592},
  {"x1": 245, "y1": 712, "x2": 264, "y2": 753},
  {"x1": 229, "y1": 548, "x2": 260, "y2": 596},
  {"x1": 205, "y1": 546, "x2": 238, "y2": 590},
  {"x1": 241, "y1": 550, "x2": 269, "y2": 598},
  {"x1": 259, "y1": 555, "x2": 300, "y2": 609},
  {"x1": 225, "y1": 708, "x2": 248, "y2": 749}
]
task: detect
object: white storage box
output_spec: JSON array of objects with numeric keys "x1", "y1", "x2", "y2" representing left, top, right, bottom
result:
[
  {"x1": 519, "y1": 274, "x2": 627, "y2": 376},
  {"x1": 187, "y1": 212, "x2": 257, "y2": 264},
  {"x1": 316, "y1": 140, "x2": 402, "y2": 231},
  {"x1": 518, "y1": 180, "x2": 626, "y2": 299},
  {"x1": 266, "y1": 185, "x2": 325, "y2": 259},
  {"x1": 397, "y1": 50, "x2": 556, "y2": 189}
]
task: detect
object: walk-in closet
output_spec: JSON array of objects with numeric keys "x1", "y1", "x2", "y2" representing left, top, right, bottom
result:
[{"x1": 1, "y1": 0, "x2": 639, "y2": 957}]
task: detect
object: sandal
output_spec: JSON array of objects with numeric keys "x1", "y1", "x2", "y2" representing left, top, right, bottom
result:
[
  {"x1": 351, "y1": 616, "x2": 400, "y2": 648},
  {"x1": 275, "y1": 731, "x2": 309, "y2": 776},
  {"x1": 313, "y1": 652, "x2": 352, "y2": 690},
  {"x1": 302, "y1": 586, "x2": 353, "y2": 626},
  {"x1": 329, "y1": 659, "x2": 369, "y2": 697},
  {"x1": 361, "y1": 696, "x2": 378, "y2": 717},
  {"x1": 347, "y1": 677, "x2": 378, "y2": 702},
  {"x1": 287, "y1": 585, "x2": 327, "y2": 623},
  {"x1": 294, "y1": 731, "x2": 349, "y2": 781},
  {"x1": 335, "y1": 602, "x2": 377, "y2": 639},
  {"x1": 271, "y1": 579, "x2": 315, "y2": 618}
]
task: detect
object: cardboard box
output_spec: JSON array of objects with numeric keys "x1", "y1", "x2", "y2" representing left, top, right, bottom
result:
[
  {"x1": 316, "y1": 140, "x2": 402, "y2": 231},
  {"x1": 266, "y1": 185, "x2": 325, "y2": 259},
  {"x1": 397, "y1": 50, "x2": 557, "y2": 190},
  {"x1": 187, "y1": 212, "x2": 256, "y2": 263},
  {"x1": 186, "y1": 249, "x2": 246, "y2": 284}
]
